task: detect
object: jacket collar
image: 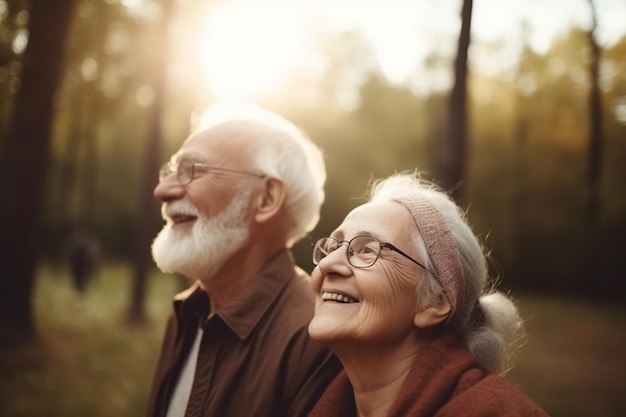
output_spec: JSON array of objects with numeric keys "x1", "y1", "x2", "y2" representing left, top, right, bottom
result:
[{"x1": 172, "y1": 249, "x2": 296, "y2": 340}]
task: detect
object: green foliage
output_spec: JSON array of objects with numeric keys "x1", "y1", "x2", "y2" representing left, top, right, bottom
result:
[
  {"x1": 1, "y1": 2, "x2": 625, "y2": 294},
  {"x1": 2, "y1": 6, "x2": 624, "y2": 414}
]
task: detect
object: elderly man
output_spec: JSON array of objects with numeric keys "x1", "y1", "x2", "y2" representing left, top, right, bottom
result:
[{"x1": 145, "y1": 103, "x2": 341, "y2": 417}]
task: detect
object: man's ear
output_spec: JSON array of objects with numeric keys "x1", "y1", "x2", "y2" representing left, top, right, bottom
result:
[
  {"x1": 254, "y1": 177, "x2": 286, "y2": 223},
  {"x1": 414, "y1": 293, "x2": 451, "y2": 328}
]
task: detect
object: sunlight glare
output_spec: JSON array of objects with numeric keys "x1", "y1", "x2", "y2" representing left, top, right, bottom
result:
[
  {"x1": 190, "y1": 0, "x2": 626, "y2": 103},
  {"x1": 200, "y1": 6, "x2": 311, "y2": 100}
]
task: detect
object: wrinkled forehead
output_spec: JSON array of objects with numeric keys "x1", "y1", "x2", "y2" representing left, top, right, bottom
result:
[
  {"x1": 185, "y1": 121, "x2": 248, "y2": 144},
  {"x1": 186, "y1": 120, "x2": 270, "y2": 144},
  {"x1": 334, "y1": 201, "x2": 417, "y2": 242},
  {"x1": 178, "y1": 121, "x2": 259, "y2": 161}
]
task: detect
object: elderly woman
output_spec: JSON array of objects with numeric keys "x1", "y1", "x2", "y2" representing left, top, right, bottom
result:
[{"x1": 308, "y1": 172, "x2": 549, "y2": 417}]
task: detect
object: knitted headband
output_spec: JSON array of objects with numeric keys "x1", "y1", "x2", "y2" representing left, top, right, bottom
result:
[{"x1": 393, "y1": 196, "x2": 465, "y2": 319}]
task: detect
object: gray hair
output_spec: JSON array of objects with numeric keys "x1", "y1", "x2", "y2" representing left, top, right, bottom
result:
[
  {"x1": 193, "y1": 102, "x2": 326, "y2": 247},
  {"x1": 368, "y1": 171, "x2": 525, "y2": 374}
]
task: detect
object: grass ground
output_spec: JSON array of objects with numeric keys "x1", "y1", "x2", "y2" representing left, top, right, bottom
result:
[
  {"x1": 0, "y1": 262, "x2": 180, "y2": 417},
  {"x1": 1, "y1": 262, "x2": 625, "y2": 417},
  {"x1": 508, "y1": 295, "x2": 626, "y2": 417}
]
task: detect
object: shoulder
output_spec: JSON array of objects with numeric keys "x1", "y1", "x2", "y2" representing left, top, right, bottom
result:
[
  {"x1": 443, "y1": 372, "x2": 550, "y2": 417},
  {"x1": 257, "y1": 266, "x2": 332, "y2": 363},
  {"x1": 274, "y1": 265, "x2": 316, "y2": 313}
]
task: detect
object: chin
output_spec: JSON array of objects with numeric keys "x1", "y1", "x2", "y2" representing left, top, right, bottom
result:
[
  {"x1": 151, "y1": 225, "x2": 202, "y2": 276},
  {"x1": 151, "y1": 211, "x2": 249, "y2": 281},
  {"x1": 308, "y1": 316, "x2": 341, "y2": 345}
]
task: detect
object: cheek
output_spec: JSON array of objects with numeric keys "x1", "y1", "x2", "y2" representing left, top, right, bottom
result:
[
  {"x1": 378, "y1": 261, "x2": 418, "y2": 298},
  {"x1": 187, "y1": 187, "x2": 212, "y2": 215},
  {"x1": 310, "y1": 267, "x2": 323, "y2": 294},
  {"x1": 366, "y1": 262, "x2": 418, "y2": 317},
  {"x1": 188, "y1": 183, "x2": 234, "y2": 217}
]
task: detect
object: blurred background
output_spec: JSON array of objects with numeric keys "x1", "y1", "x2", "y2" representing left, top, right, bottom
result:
[{"x1": 0, "y1": 0, "x2": 625, "y2": 416}]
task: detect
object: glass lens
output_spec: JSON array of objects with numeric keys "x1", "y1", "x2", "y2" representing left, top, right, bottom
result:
[
  {"x1": 159, "y1": 162, "x2": 173, "y2": 182},
  {"x1": 312, "y1": 237, "x2": 339, "y2": 264},
  {"x1": 177, "y1": 158, "x2": 193, "y2": 184},
  {"x1": 349, "y1": 236, "x2": 381, "y2": 267}
]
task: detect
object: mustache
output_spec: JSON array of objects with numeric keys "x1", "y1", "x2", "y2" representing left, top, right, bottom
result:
[{"x1": 161, "y1": 200, "x2": 199, "y2": 222}]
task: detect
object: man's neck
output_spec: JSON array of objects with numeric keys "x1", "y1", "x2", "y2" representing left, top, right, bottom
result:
[{"x1": 199, "y1": 244, "x2": 284, "y2": 315}]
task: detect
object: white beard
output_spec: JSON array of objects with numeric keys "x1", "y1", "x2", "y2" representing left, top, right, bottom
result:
[{"x1": 151, "y1": 186, "x2": 253, "y2": 280}]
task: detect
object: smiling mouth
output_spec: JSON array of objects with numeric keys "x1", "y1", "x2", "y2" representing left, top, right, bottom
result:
[
  {"x1": 169, "y1": 213, "x2": 197, "y2": 224},
  {"x1": 322, "y1": 292, "x2": 358, "y2": 304}
]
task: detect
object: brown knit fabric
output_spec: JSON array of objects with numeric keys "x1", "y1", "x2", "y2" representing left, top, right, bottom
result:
[
  {"x1": 394, "y1": 196, "x2": 465, "y2": 318},
  {"x1": 308, "y1": 333, "x2": 550, "y2": 417}
]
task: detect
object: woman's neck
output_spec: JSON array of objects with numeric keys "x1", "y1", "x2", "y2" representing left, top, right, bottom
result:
[{"x1": 334, "y1": 340, "x2": 424, "y2": 417}]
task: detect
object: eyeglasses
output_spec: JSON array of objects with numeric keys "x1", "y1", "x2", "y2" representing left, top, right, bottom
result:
[
  {"x1": 159, "y1": 158, "x2": 264, "y2": 185},
  {"x1": 312, "y1": 236, "x2": 428, "y2": 270}
]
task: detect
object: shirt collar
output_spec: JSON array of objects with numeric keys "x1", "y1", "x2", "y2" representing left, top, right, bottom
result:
[
  {"x1": 217, "y1": 249, "x2": 295, "y2": 340},
  {"x1": 173, "y1": 281, "x2": 209, "y2": 332},
  {"x1": 172, "y1": 249, "x2": 297, "y2": 340}
]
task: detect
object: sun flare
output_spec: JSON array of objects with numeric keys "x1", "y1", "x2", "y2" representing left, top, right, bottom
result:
[{"x1": 199, "y1": 6, "x2": 312, "y2": 100}]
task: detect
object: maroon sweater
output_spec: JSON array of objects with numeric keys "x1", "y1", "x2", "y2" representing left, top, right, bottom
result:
[{"x1": 309, "y1": 333, "x2": 550, "y2": 417}]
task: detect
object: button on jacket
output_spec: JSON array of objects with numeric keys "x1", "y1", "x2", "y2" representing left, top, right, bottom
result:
[{"x1": 145, "y1": 250, "x2": 341, "y2": 417}]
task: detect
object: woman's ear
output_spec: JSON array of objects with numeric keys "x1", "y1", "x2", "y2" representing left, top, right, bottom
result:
[
  {"x1": 413, "y1": 293, "x2": 451, "y2": 328},
  {"x1": 254, "y1": 177, "x2": 286, "y2": 223}
]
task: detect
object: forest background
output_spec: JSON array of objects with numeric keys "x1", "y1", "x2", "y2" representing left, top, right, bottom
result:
[{"x1": 0, "y1": 0, "x2": 625, "y2": 416}]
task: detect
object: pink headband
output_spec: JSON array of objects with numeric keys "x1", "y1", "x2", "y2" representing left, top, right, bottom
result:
[{"x1": 394, "y1": 196, "x2": 465, "y2": 318}]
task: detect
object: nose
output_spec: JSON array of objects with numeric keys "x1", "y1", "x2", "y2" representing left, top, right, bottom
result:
[
  {"x1": 153, "y1": 174, "x2": 185, "y2": 202},
  {"x1": 317, "y1": 243, "x2": 353, "y2": 278}
]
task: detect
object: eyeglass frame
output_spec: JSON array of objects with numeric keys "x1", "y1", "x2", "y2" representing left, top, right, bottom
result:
[
  {"x1": 159, "y1": 157, "x2": 265, "y2": 185},
  {"x1": 312, "y1": 235, "x2": 428, "y2": 270}
]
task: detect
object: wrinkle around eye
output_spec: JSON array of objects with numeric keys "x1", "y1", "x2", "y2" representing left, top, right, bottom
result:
[{"x1": 377, "y1": 257, "x2": 418, "y2": 290}]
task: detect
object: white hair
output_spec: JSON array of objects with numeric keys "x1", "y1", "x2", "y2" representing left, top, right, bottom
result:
[
  {"x1": 368, "y1": 171, "x2": 525, "y2": 374},
  {"x1": 151, "y1": 184, "x2": 254, "y2": 280},
  {"x1": 192, "y1": 102, "x2": 326, "y2": 247}
]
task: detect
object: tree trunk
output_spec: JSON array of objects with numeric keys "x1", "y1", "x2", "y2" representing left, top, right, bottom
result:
[
  {"x1": 439, "y1": 0, "x2": 472, "y2": 203},
  {"x1": 0, "y1": 0, "x2": 75, "y2": 345},
  {"x1": 585, "y1": 0, "x2": 604, "y2": 292},
  {"x1": 128, "y1": 0, "x2": 175, "y2": 323},
  {"x1": 511, "y1": 21, "x2": 531, "y2": 290},
  {"x1": 586, "y1": 0, "x2": 603, "y2": 221}
]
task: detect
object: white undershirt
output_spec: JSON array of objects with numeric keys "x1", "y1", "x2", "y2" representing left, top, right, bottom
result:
[{"x1": 165, "y1": 326, "x2": 204, "y2": 417}]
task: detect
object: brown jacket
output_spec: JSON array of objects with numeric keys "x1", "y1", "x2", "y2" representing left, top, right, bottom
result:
[{"x1": 146, "y1": 250, "x2": 341, "y2": 417}]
